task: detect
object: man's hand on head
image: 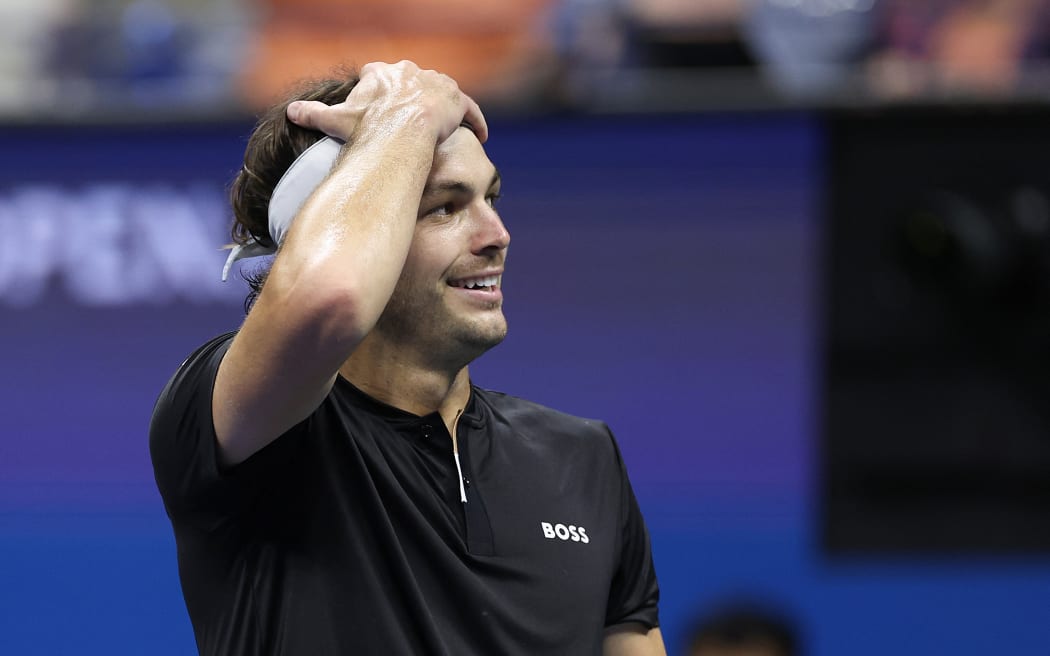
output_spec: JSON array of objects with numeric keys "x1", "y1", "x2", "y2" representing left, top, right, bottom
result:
[{"x1": 286, "y1": 60, "x2": 488, "y2": 145}]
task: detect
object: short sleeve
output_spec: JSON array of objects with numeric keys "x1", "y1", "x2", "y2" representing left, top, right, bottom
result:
[
  {"x1": 149, "y1": 332, "x2": 302, "y2": 531},
  {"x1": 604, "y1": 428, "x2": 661, "y2": 629}
]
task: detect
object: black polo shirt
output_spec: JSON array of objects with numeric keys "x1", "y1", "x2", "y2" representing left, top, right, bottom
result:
[{"x1": 150, "y1": 333, "x2": 660, "y2": 655}]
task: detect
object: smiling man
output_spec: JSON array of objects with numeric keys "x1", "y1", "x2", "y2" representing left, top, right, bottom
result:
[{"x1": 150, "y1": 61, "x2": 663, "y2": 655}]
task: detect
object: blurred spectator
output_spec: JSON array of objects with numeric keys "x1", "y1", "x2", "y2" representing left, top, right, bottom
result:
[
  {"x1": 237, "y1": 0, "x2": 556, "y2": 109},
  {"x1": 625, "y1": 0, "x2": 753, "y2": 68},
  {"x1": 868, "y1": 0, "x2": 1050, "y2": 97},
  {"x1": 46, "y1": 0, "x2": 188, "y2": 89},
  {"x1": 35, "y1": 0, "x2": 249, "y2": 113},
  {"x1": 743, "y1": 0, "x2": 877, "y2": 96},
  {"x1": 548, "y1": 0, "x2": 754, "y2": 105},
  {"x1": 547, "y1": 0, "x2": 631, "y2": 104},
  {"x1": 14, "y1": 0, "x2": 1050, "y2": 116},
  {"x1": 0, "y1": 0, "x2": 68, "y2": 111},
  {"x1": 684, "y1": 600, "x2": 800, "y2": 656}
]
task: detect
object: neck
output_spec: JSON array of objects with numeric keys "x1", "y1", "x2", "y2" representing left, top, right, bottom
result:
[{"x1": 339, "y1": 334, "x2": 472, "y2": 436}]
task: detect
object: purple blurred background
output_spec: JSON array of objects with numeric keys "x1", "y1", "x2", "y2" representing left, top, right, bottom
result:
[{"x1": 1, "y1": 114, "x2": 1049, "y2": 655}]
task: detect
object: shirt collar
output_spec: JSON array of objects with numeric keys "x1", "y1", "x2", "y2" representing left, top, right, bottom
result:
[{"x1": 333, "y1": 375, "x2": 486, "y2": 429}]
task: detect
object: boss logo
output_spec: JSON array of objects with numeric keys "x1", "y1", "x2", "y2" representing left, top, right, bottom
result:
[{"x1": 540, "y1": 522, "x2": 590, "y2": 544}]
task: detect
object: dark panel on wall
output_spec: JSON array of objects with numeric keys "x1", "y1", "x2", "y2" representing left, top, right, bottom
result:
[{"x1": 822, "y1": 107, "x2": 1050, "y2": 553}]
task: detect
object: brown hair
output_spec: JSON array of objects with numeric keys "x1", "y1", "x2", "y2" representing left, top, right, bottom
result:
[{"x1": 229, "y1": 69, "x2": 360, "y2": 311}]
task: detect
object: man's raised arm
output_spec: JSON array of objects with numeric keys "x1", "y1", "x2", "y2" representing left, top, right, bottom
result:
[{"x1": 213, "y1": 61, "x2": 487, "y2": 466}]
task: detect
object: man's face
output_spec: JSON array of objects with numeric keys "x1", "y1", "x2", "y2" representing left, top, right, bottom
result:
[{"x1": 373, "y1": 127, "x2": 510, "y2": 366}]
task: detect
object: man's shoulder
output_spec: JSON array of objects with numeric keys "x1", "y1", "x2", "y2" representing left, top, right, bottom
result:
[
  {"x1": 473, "y1": 387, "x2": 611, "y2": 439},
  {"x1": 182, "y1": 331, "x2": 238, "y2": 368},
  {"x1": 152, "y1": 331, "x2": 237, "y2": 422}
]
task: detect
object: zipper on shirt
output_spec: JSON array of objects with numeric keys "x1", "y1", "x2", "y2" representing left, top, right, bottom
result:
[{"x1": 453, "y1": 411, "x2": 494, "y2": 556}]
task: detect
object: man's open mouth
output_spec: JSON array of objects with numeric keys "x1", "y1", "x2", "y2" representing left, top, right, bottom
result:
[{"x1": 449, "y1": 275, "x2": 501, "y2": 292}]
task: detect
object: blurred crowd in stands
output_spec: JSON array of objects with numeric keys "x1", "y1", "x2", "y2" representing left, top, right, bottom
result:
[{"x1": 3, "y1": 0, "x2": 1050, "y2": 115}]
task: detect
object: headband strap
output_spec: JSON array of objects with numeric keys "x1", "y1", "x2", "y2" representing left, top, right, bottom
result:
[{"x1": 222, "y1": 136, "x2": 345, "y2": 281}]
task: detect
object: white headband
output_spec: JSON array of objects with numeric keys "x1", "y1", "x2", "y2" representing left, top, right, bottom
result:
[{"x1": 222, "y1": 136, "x2": 345, "y2": 281}]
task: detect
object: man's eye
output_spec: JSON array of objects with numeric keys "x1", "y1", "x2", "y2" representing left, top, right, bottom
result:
[
  {"x1": 486, "y1": 193, "x2": 502, "y2": 208},
  {"x1": 428, "y1": 202, "x2": 455, "y2": 216}
]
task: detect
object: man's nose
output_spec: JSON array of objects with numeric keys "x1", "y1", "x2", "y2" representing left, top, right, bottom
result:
[{"x1": 473, "y1": 203, "x2": 510, "y2": 253}]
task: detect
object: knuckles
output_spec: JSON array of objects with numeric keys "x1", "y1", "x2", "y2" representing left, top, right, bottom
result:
[{"x1": 295, "y1": 60, "x2": 479, "y2": 143}]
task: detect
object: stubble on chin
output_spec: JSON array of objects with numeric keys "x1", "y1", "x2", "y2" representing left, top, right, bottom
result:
[{"x1": 373, "y1": 287, "x2": 507, "y2": 363}]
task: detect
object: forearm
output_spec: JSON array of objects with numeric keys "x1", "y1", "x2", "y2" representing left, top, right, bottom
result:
[
  {"x1": 214, "y1": 120, "x2": 435, "y2": 465},
  {"x1": 212, "y1": 61, "x2": 484, "y2": 466},
  {"x1": 260, "y1": 113, "x2": 436, "y2": 347}
]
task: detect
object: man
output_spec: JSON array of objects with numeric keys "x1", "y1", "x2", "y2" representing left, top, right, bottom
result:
[{"x1": 150, "y1": 61, "x2": 663, "y2": 655}]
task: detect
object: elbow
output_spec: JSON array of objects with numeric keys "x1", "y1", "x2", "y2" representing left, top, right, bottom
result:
[
  {"x1": 300, "y1": 280, "x2": 375, "y2": 347},
  {"x1": 314, "y1": 282, "x2": 376, "y2": 345},
  {"x1": 264, "y1": 265, "x2": 377, "y2": 349}
]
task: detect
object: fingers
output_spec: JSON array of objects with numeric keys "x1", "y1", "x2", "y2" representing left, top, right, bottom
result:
[
  {"x1": 421, "y1": 72, "x2": 486, "y2": 144},
  {"x1": 285, "y1": 61, "x2": 488, "y2": 145},
  {"x1": 287, "y1": 100, "x2": 357, "y2": 141},
  {"x1": 361, "y1": 59, "x2": 414, "y2": 78},
  {"x1": 462, "y1": 94, "x2": 488, "y2": 144},
  {"x1": 429, "y1": 67, "x2": 486, "y2": 144}
]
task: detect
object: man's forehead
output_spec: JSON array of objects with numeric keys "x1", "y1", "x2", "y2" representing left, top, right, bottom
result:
[
  {"x1": 428, "y1": 127, "x2": 497, "y2": 186},
  {"x1": 434, "y1": 124, "x2": 487, "y2": 156}
]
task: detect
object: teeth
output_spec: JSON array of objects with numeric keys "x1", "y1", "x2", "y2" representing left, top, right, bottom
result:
[{"x1": 457, "y1": 275, "x2": 499, "y2": 289}]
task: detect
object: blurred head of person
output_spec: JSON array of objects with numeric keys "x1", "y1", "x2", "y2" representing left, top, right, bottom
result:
[{"x1": 685, "y1": 601, "x2": 799, "y2": 656}]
